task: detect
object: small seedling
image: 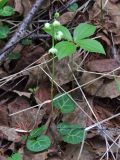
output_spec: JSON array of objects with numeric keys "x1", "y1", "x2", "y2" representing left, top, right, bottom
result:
[
  {"x1": 21, "y1": 38, "x2": 33, "y2": 46},
  {"x1": 7, "y1": 52, "x2": 21, "y2": 60},
  {"x1": 68, "y1": 2, "x2": 78, "y2": 12},
  {"x1": 28, "y1": 87, "x2": 38, "y2": 94},
  {"x1": 26, "y1": 125, "x2": 51, "y2": 152},
  {"x1": 0, "y1": 25, "x2": 10, "y2": 39}
]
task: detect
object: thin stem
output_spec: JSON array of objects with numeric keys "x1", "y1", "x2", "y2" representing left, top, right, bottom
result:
[{"x1": 51, "y1": 24, "x2": 55, "y2": 113}]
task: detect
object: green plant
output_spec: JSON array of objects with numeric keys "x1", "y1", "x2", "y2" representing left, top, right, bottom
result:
[
  {"x1": 28, "y1": 86, "x2": 38, "y2": 94},
  {"x1": 21, "y1": 38, "x2": 33, "y2": 46},
  {"x1": 53, "y1": 93, "x2": 76, "y2": 113},
  {"x1": 0, "y1": 0, "x2": 8, "y2": 9},
  {"x1": 7, "y1": 52, "x2": 21, "y2": 60},
  {"x1": 26, "y1": 125, "x2": 51, "y2": 152},
  {"x1": 0, "y1": 5, "x2": 14, "y2": 16},
  {"x1": 7, "y1": 153, "x2": 22, "y2": 160},
  {"x1": 43, "y1": 20, "x2": 105, "y2": 60},
  {"x1": 52, "y1": 93, "x2": 86, "y2": 144},
  {"x1": 68, "y1": 2, "x2": 78, "y2": 12},
  {"x1": 0, "y1": 0, "x2": 14, "y2": 16},
  {"x1": 0, "y1": 25, "x2": 10, "y2": 39},
  {"x1": 57, "y1": 122, "x2": 86, "y2": 144},
  {"x1": 42, "y1": 14, "x2": 105, "y2": 145}
]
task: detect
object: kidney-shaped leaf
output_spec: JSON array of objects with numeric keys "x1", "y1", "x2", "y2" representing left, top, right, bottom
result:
[
  {"x1": 26, "y1": 135, "x2": 51, "y2": 152},
  {"x1": 0, "y1": 6, "x2": 15, "y2": 16},
  {"x1": 0, "y1": 25, "x2": 10, "y2": 39},
  {"x1": 55, "y1": 41, "x2": 76, "y2": 59},
  {"x1": 57, "y1": 122, "x2": 86, "y2": 144},
  {"x1": 29, "y1": 126, "x2": 46, "y2": 139},
  {"x1": 74, "y1": 23, "x2": 96, "y2": 43},
  {"x1": 78, "y1": 39, "x2": 105, "y2": 54},
  {"x1": 53, "y1": 93, "x2": 76, "y2": 113},
  {"x1": 8, "y1": 153, "x2": 22, "y2": 160},
  {"x1": 57, "y1": 122, "x2": 81, "y2": 135}
]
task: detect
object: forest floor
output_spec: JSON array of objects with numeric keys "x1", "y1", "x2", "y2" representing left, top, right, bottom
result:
[{"x1": 0, "y1": 0, "x2": 120, "y2": 159}]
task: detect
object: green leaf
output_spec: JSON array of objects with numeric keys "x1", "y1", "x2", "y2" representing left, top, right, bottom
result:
[
  {"x1": 78, "y1": 39, "x2": 105, "y2": 54},
  {"x1": 57, "y1": 123, "x2": 86, "y2": 144},
  {"x1": 53, "y1": 93, "x2": 76, "y2": 113},
  {"x1": 57, "y1": 122, "x2": 81, "y2": 135},
  {"x1": 7, "y1": 52, "x2": 21, "y2": 60},
  {"x1": 57, "y1": 25, "x2": 73, "y2": 41},
  {"x1": 0, "y1": 6, "x2": 15, "y2": 16},
  {"x1": 7, "y1": 153, "x2": 22, "y2": 160},
  {"x1": 74, "y1": 23, "x2": 96, "y2": 43},
  {"x1": 68, "y1": 3, "x2": 78, "y2": 12},
  {"x1": 26, "y1": 135, "x2": 51, "y2": 152},
  {"x1": 43, "y1": 25, "x2": 72, "y2": 41},
  {"x1": 29, "y1": 126, "x2": 46, "y2": 139},
  {"x1": 0, "y1": 25, "x2": 10, "y2": 39},
  {"x1": 55, "y1": 41, "x2": 76, "y2": 59},
  {"x1": 0, "y1": 0, "x2": 8, "y2": 9},
  {"x1": 21, "y1": 38, "x2": 33, "y2": 45}
]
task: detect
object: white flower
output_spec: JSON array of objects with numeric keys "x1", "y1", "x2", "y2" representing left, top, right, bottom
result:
[
  {"x1": 49, "y1": 47, "x2": 58, "y2": 54},
  {"x1": 53, "y1": 20, "x2": 60, "y2": 27},
  {"x1": 55, "y1": 31, "x2": 64, "y2": 40},
  {"x1": 44, "y1": 23, "x2": 51, "y2": 29}
]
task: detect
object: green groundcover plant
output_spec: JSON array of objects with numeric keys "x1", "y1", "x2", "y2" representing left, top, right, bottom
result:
[
  {"x1": 0, "y1": 0, "x2": 15, "y2": 39},
  {"x1": 25, "y1": 12, "x2": 106, "y2": 153}
]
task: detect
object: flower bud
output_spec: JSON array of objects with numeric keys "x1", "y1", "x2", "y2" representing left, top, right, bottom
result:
[
  {"x1": 49, "y1": 47, "x2": 58, "y2": 54},
  {"x1": 55, "y1": 31, "x2": 64, "y2": 40},
  {"x1": 44, "y1": 23, "x2": 51, "y2": 29},
  {"x1": 53, "y1": 20, "x2": 60, "y2": 27},
  {"x1": 54, "y1": 12, "x2": 60, "y2": 18}
]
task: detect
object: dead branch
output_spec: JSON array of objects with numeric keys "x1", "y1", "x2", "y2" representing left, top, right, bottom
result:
[{"x1": 0, "y1": 0, "x2": 45, "y2": 64}]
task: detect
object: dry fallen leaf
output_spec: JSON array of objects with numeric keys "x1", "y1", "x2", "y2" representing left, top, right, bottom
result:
[
  {"x1": 89, "y1": 0, "x2": 120, "y2": 33},
  {"x1": 80, "y1": 72, "x2": 104, "y2": 96},
  {"x1": 14, "y1": 0, "x2": 24, "y2": 15},
  {"x1": 86, "y1": 59, "x2": 120, "y2": 73},
  {"x1": 59, "y1": 12, "x2": 75, "y2": 25},
  {"x1": 8, "y1": 96, "x2": 45, "y2": 130},
  {"x1": 0, "y1": 126, "x2": 20, "y2": 142}
]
